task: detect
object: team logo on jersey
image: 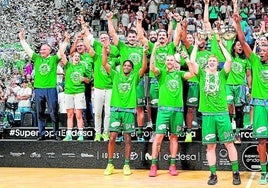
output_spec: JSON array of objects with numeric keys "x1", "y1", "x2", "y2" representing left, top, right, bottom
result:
[
  {"x1": 39, "y1": 63, "x2": 51, "y2": 75},
  {"x1": 167, "y1": 79, "x2": 179, "y2": 92},
  {"x1": 260, "y1": 70, "x2": 268, "y2": 82},
  {"x1": 70, "y1": 72, "x2": 81, "y2": 84},
  {"x1": 118, "y1": 83, "x2": 131, "y2": 94},
  {"x1": 197, "y1": 57, "x2": 208, "y2": 69},
  {"x1": 128, "y1": 53, "x2": 141, "y2": 65},
  {"x1": 156, "y1": 53, "x2": 167, "y2": 64},
  {"x1": 231, "y1": 61, "x2": 243, "y2": 73}
]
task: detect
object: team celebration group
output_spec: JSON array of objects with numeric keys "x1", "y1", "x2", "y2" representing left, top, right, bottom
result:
[{"x1": 16, "y1": 0, "x2": 268, "y2": 186}]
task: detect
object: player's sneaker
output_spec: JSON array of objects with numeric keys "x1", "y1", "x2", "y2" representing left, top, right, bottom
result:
[
  {"x1": 137, "y1": 136, "x2": 145, "y2": 142},
  {"x1": 169, "y1": 165, "x2": 178, "y2": 176},
  {"x1": 234, "y1": 134, "x2": 241, "y2": 144},
  {"x1": 232, "y1": 171, "x2": 241, "y2": 185},
  {"x1": 102, "y1": 133, "x2": 110, "y2": 142},
  {"x1": 116, "y1": 135, "x2": 124, "y2": 142},
  {"x1": 184, "y1": 132, "x2": 192, "y2": 142},
  {"x1": 104, "y1": 164, "x2": 114, "y2": 176},
  {"x1": 63, "y1": 134, "x2": 72, "y2": 141},
  {"x1": 149, "y1": 165, "x2": 157, "y2": 177},
  {"x1": 259, "y1": 173, "x2": 268, "y2": 185},
  {"x1": 77, "y1": 135, "x2": 84, "y2": 142},
  {"x1": 207, "y1": 173, "x2": 218, "y2": 185},
  {"x1": 94, "y1": 133, "x2": 102, "y2": 142},
  {"x1": 123, "y1": 165, "x2": 132, "y2": 176}
]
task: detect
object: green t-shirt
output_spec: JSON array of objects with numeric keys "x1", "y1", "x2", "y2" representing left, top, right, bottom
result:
[
  {"x1": 93, "y1": 53, "x2": 114, "y2": 89},
  {"x1": 32, "y1": 53, "x2": 59, "y2": 88},
  {"x1": 15, "y1": 59, "x2": 26, "y2": 75},
  {"x1": 92, "y1": 41, "x2": 119, "y2": 89},
  {"x1": 117, "y1": 40, "x2": 143, "y2": 72},
  {"x1": 80, "y1": 53, "x2": 93, "y2": 79},
  {"x1": 227, "y1": 55, "x2": 251, "y2": 85},
  {"x1": 209, "y1": 6, "x2": 219, "y2": 19},
  {"x1": 110, "y1": 69, "x2": 140, "y2": 109},
  {"x1": 93, "y1": 40, "x2": 119, "y2": 59},
  {"x1": 240, "y1": 7, "x2": 249, "y2": 19},
  {"x1": 197, "y1": 68, "x2": 229, "y2": 113},
  {"x1": 64, "y1": 61, "x2": 90, "y2": 94},
  {"x1": 249, "y1": 52, "x2": 268, "y2": 100},
  {"x1": 157, "y1": 69, "x2": 185, "y2": 107},
  {"x1": 148, "y1": 41, "x2": 176, "y2": 77}
]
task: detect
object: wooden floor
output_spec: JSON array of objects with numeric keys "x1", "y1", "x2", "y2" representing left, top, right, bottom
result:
[{"x1": 0, "y1": 168, "x2": 265, "y2": 188}]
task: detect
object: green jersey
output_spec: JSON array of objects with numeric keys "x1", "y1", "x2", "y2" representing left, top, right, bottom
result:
[
  {"x1": 92, "y1": 41, "x2": 119, "y2": 89},
  {"x1": 148, "y1": 41, "x2": 176, "y2": 77},
  {"x1": 80, "y1": 53, "x2": 93, "y2": 80},
  {"x1": 110, "y1": 69, "x2": 140, "y2": 109},
  {"x1": 93, "y1": 53, "x2": 114, "y2": 89},
  {"x1": 64, "y1": 61, "x2": 90, "y2": 94},
  {"x1": 32, "y1": 52, "x2": 59, "y2": 88},
  {"x1": 227, "y1": 55, "x2": 251, "y2": 85},
  {"x1": 157, "y1": 69, "x2": 185, "y2": 107},
  {"x1": 249, "y1": 52, "x2": 268, "y2": 100},
  {"x1": 93, "y1": 40, "x2": 119, "y2": 58},
  {"x1": 197, "y1": 68, "x2": 229, "y2": 113},
  {"x1": 117, "y1": 40, "x2": 143, "y2": 72}
]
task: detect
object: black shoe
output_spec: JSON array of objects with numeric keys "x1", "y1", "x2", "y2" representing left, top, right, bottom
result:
[
  {"x1": 233, "y1": 171, "x2": 241, "y2": 185},
  {"x1": 53, "y1": 135, "x2": 62, "y2": 141},
  {"x1": 207, "y1": 173, "x2": 218, "y2": 185},
  {"x1": 37, "y1": 135, "x2": 46, "y2": 141}
]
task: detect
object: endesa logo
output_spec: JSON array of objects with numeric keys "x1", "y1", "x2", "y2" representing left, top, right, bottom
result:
[
  {"x1": 242, "y1": 145, "x2": 268, "y2": 171},
  {"x1": 163, "y1": 153, "x2": 198, "y2": 161}
]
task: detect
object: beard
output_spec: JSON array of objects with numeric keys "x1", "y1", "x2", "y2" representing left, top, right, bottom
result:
[{"x1": 150, "y1": 37, "x2": 157, "y2": 43}]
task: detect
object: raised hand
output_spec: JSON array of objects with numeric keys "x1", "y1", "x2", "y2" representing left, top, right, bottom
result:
[
  {"x1": 106, "y1": 12, "x2": 113, "y2": 20},
  {"x1": 19, "y1": 29, "x2": 25, "y2": 40}
]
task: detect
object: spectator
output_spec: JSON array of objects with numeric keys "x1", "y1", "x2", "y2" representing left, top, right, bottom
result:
[
  {"x1": 17, "y1": 79, "x2": 33, "y2": 126},
  {"x1": 146, "y1": 0, "x2": 160, "y2": 23}
]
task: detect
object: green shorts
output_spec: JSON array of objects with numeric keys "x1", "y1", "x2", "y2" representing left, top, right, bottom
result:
[
  {"x1": 202, "y1": 113, "x2": 234, "y2": 144},
  {"x1": 226, "y1": 85, "x2": 246, "y2": 106},
  {"x1": 109, "y1": 110, "x2": 136, "y2": 134},
  {"x1": 252, "y1": 105, "x2": 268, "y2": 138},
  {"x1": 186, "y1": 82, "x2": 199, "y2": 107},
  {"x1": 136, "y1": 79, "x2": 145, "y2": 106},
  {"x1": 155, "y1": 107, "x2": 184, "y2": 135},
  {"x1": 149, "y1": 78, "x2": 159, "y2": 108}
]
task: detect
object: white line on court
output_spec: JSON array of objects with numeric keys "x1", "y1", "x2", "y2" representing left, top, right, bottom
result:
[{"x1": 246, "y1": 172, "x2": 256, "y2": 188}]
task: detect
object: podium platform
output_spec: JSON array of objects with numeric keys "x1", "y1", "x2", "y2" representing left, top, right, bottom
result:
[{"x1": 0, "y1": 127, "x2": 264, "y2": 172}]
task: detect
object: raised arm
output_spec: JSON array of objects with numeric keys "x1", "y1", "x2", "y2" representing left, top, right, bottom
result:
[
  {"x1": 102, "y1": 40, "x2": 111, "y2": 74},
  {"x1": 107, "y1": 12, "x2": 119, "y2": 46},
  {"x1": 218, "y1": 37, "x2": 232, "y2": 73},
  {"x1": 232, "y1": 0, "x2": 238, "y2": 14},
  {"x1": 83, "y1": 29, "x2": 95, "y2": 57},
  {"x1": 57, "y1": 32, "x2": 70, "y2": 58},
  {"x1": 139, "y1": 45, "x2": 148, "y2": 77},
  {"x1": 19, "y1": 29, "x2": 34, "y2": 58},
  {"x1": 232, "y1": 13, "x2": 252, "y2": 58},
  {"x1": 173, "y1": 13, "x2": 182, "y2": 46},
  {"x1": 181, "y1": 19, "x2": 191, "y2": 49},
  {"x1": 150, "y1": 42, "x2": 160, "y2": 76},
  {"x1": 136, "y1": 11, "x2": 149, "y2": 46},
  {"x1": 189, "y1": 38, "x2": 199, "y2": 75},
  {"x1": 203, "y1": 0, "x2": 212, "y2": 31}
]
